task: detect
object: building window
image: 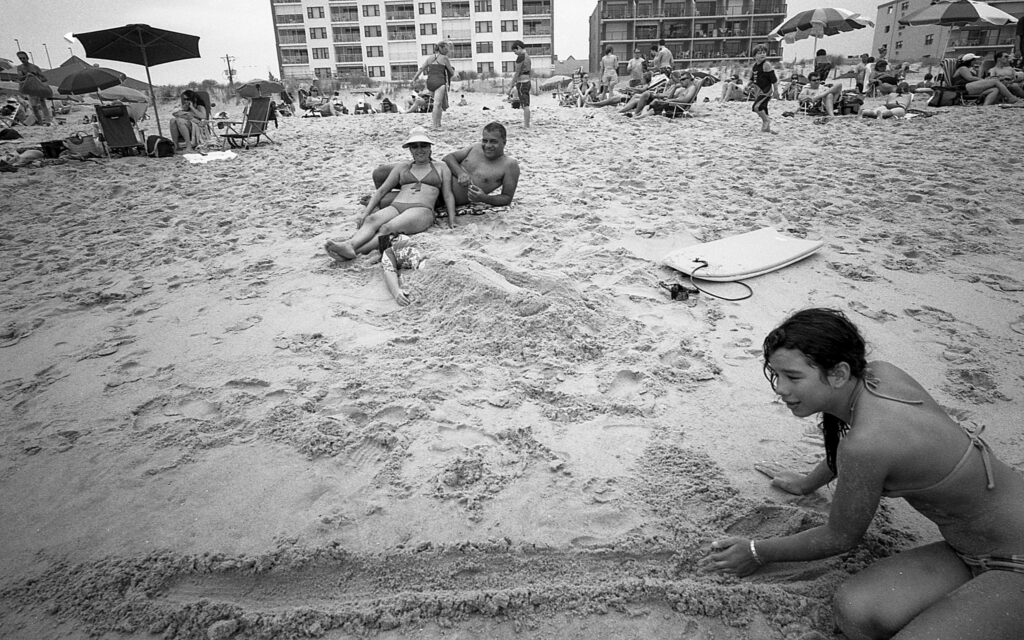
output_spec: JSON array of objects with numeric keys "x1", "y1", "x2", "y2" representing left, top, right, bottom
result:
[
  {"x1": 365, "y1": 25, "x2": 381, "y2": 37},
  {"x1": 363, "y1": 4, "x2": 380, "y2": 17},
  {"x1": 386, "y1": 3, "x2": 414, "y2": 19},
  {"x1": 451, "y1": 42, "x2": 471, "y2": 58},
  {"x1": 420, "y1": 23, "x2": 437, "y2": 35},
  {"x1": 501, "y1": 20, "x2": 518, "y2": 32},
  {"x1": 887, "y1": 5, "x2": 893, "y2": 13},
  {"x1": 475, "y1": 0, "x2": 492, "y2": 10},
  {"x1": 924, "y1": 34, "x2": 934, "y2": 45},
  {"x1": 366, "y1": 45, "x2": 384, "y2": 57},
  {"x1": 500, "y1": 0, "x2": 517, "y2": 10},
  {"x1": 312, "y1": 47, "x2": 330, "y2": 59},
  {"x1": 368, "y1": 66, "x2": 386, "y2": 77},
  {"x1": 419, "y1": 2, "x2": 436, "y2": 13},
  {"x1": 501, "y1": 40, "x2": 517, "y2": 52},
  {"x1": 310, "y1": 27, "x2": 327, "y2": 39},
  {"x1": 307, "y1": 6, "x2": 325, "y2": 18},
  {"x1": 476, "y1": 21, "x2": 493, "y2": 33},
  {"x1": 477, "y1": 62, "x2": 494, "y2": 74},
  {"x1": 421, "y1": 44, "x2": 432, "y2": 56},
  {"x1": 314, "y1": 67, "x2": 332, "y2": 78},
  {"x1": 501, "y1": 60, "x2": 516, "y2": 73},
  {"x1": 476, "y1": 41, "x2": 494, "y2": 53},
  {"x1": 884, "y1": 25, "x2": 890, "y2": 33},
  {"x1": 895, "y1": 40, "x2": 903, "y2": 49},
  {"x1": 900, "y1": 1, "x2": 908, "y2": 9},
  {"x1": 387, "y1": 24, "x2": 416, "y2": 40},
  {"x1": 330, "y1": 6, "x2": 359, "y2": 21}
]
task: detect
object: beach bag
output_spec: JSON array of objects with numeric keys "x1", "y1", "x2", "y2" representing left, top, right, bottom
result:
[
  {"x1": 840, "y1": 95, "x2": 863, "y2": 116},
  {"x1": 146, "y1": 135, "x2": 175, "y2": 158},
  {"x1": 40, "y1": 139, "x2": 66, "y2": 158},
  {"x1": 928, "y1": 88, "x2": 959, "y2": 107},
  {"x1": 63, "y1": 132, "x2": 102, "y2": 157},
  {"x1": 19, "y1": 75, "x2": 53, "y2": 99},
  {"x1": 0, "y1": 127, "x2": 22, "y2": 141}
]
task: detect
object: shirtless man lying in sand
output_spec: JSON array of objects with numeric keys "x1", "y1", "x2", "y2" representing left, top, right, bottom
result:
[{"x1": 371, "y1": 121, "x2": 520, "y2": 211}]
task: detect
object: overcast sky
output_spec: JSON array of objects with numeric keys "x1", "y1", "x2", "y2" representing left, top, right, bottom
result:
[{"x1": 3, "y1": 0, "x2": 877, "y2": 84}]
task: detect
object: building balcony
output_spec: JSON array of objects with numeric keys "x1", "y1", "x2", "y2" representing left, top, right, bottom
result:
[
  {"x1": 335, "y1": 54, "x2": 364, "y2": 63},
  {"x1": 386, "y1": 11, "x2": 416, "y2": 20},
  {"x1": 278, "y1": 36, "x2": 307, "y2": 44},
  {"x1": 275, "y1": 16, "x2": 305, "y2": 25}
]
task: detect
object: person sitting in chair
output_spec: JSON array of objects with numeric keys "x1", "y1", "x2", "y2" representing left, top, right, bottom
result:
[
  {"x1": 953, "y1": 53, "x2": 1020, "y2": 105},
  {"x1": 986, "y1": 51, "x2": 1024, "y2": 99},
  {"x1": 169, "y1": 90, "x2": 206, "y2": 153},
  {"x1": 798, "y1": 73, "x2": 844, "y2": 116},
  {"x1": 635, "y1": 74, "x2": 706, "y2": 118},
  {"x1": 720, "y1": 74, "x2": 746, "y2": 101}
]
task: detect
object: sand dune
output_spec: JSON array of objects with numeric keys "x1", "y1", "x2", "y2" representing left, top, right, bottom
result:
[{"x1": 1, "y1": 92, "x2": 1023, "y2": 639}]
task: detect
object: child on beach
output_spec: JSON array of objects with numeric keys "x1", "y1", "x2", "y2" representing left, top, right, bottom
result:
[
  {"x1": 746, "y1": 46, "x2": 778, "y2": 134},
  {"x1": 703, "y1": 308, "x2": 1024, "y2": 640}
]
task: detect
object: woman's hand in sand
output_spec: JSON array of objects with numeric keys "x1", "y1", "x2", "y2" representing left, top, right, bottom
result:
[
  {"x1": 700, "y1": 537, "x2": 761, "y2": 577},
  {"x1": 394, "y1": 289, "x2": 411, "y2": 306},
  {"x1": 755, "y1": 461, "x2": 806, "y2": 495}
]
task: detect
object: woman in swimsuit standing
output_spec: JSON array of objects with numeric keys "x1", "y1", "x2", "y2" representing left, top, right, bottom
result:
[
  {"x1": 325, "y1": 127, "x2": 455, "y2": 261},
  {"x1": 704, "y1": 308, "x2": 1024, "y2": 639},
  {"x1": 413, "y1": 41, "x2": 456, "y2": 130}
]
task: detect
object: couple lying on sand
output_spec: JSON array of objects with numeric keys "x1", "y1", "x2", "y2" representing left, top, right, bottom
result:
[{"x1": 324, "y1": 122, "x2": 520, "y2": 262}]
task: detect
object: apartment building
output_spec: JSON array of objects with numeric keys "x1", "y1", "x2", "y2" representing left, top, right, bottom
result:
[
  {"x1": 873, "y1": 0, "x2": 1022, "y2": 63},
  {"x1": 588, "y1": 0, "x2": 787, "y2": 73},
  {"x1": 269, "y1": 0, "x2": 554, "y2": 83}
]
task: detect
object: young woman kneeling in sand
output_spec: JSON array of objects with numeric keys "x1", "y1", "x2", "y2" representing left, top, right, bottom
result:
[
  {"x1": 325, "y1": 127, "x2": 455, "y2": 261},
  {"x1": 704, "y1": 308, "x2": 1024, "y2": 640}
]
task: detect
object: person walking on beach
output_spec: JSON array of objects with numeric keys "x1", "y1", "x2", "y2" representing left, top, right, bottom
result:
[
  {"x1": 703, "y1": 308, "x2": 1024, "y2": 640},
  {"x1": 325, "y1": 127, "x2": 455, "y2": 261},
  {"x1": 626, "y1": 48, "x2": 646, "y2": 87},
  {"x1": 599, "y1": 46, "x2": 619, "y2": 100},
  {"x1": 746, "y1": 46, "x2": 778, "y2": 134},
  {"x1": 651, "y1": 39, "x2": 674, "y2": 76},
  {"x1": 15, "y1": 51, "x2": 51, "y2": 126},
  {"x1": 413, "y1": 41, "x2": 456, "y2": 130},
  {"x1": 509, "y1": 41, "x2": 532, "y2": 129}
]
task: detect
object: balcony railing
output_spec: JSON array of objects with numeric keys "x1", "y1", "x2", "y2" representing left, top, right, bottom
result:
[
  {"x1": 387, "y1": 10, "x2": 415, "y2": 19},
  {"x1": 278, "y1": 36, "x2": 307, "y2": 44},
  {"x1": 335, "y1": 54, "x2": 363, "y2": 62},
  {"x1": 334, "y1": 34, "x2": 360, "y2": 42},
  {"x1": 601, "y1": 5, "x2": 784, "y2": 19},
  {"x1": 387, "y1": 32, "x2": 417, "y2": 40},
  {"x1": 524, "y1": 28, "x2": 552, "y2": 36},
  {"x1": 275, "y1": 15, "x2": 305, "y2": 24},
  {"x1": 281, "y1": 56, "x2": 310, "y2": 64},
  {"x1": 442, "y1": 8, "x2": 471, "y2": 17}
]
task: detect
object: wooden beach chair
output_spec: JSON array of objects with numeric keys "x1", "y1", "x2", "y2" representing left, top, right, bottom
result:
[
  {"x1": 94, "y1": 103, "x2": 144, "y2": 157},
  {"x1": 218, "y1": 96, "x2": 276, "y2": 149}
]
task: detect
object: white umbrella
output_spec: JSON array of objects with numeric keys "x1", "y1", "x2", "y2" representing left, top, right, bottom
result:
[
  {"x1": 899, "y1": 0, "x2": 1018, "y2": 26},
  {"x1": 768, "y1": 8, "x2": 874, "y2": 44}
]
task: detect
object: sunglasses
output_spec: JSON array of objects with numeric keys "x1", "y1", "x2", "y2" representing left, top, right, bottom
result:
[{"x1": 407, "y1": 142, "x2": 430, "y2": 149}]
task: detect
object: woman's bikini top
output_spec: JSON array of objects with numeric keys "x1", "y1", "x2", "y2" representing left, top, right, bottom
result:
[
  {"x1": 857, "y1": 378, "x2": 997, "y2": 497},
  {"x1": 399, "y1": 162, "x2": 442, "y2": 192}
]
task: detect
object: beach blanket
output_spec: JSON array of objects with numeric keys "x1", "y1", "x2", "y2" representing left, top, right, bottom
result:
[{"x1": 434, "y1": 202, "x2": 511, "y2": 218}]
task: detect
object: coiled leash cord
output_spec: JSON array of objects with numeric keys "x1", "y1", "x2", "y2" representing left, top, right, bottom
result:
[{"x1": 688, "y1": 259, "x2": 753, "y2": 301}]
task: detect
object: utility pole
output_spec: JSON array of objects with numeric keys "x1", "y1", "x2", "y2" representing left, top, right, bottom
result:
[
  {"x1": 14, "y1": 38, "x2": 21, "y2": 51},
  {"x1": 222, "y1": 54, "x2": 237, "y2": 94},
  {"x1": 42, "y1": 43, "x2": 52, "y2": 68}
]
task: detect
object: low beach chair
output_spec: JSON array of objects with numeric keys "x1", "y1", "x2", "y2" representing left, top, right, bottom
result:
[
  {"x1": 218, "y1": 96, "x2": 276, "y2": 149},
  {"x1": 94, "y1": 103, "x2": 144, "y2": 157},
  {"x1": 660, "y1": 76, "x2": 708, "y2": 118}
]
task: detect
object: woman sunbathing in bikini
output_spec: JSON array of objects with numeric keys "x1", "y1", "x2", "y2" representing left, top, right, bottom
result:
[
  {"x1": 325, "y1": 127, "x2": 455, "y2": 261},
  {"x1": 703, "y1": 308, "x2": 1024, "y2": 640}
]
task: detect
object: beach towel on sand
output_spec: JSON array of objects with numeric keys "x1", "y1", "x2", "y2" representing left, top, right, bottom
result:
[{"x1": 434, "y1": 202, "x2": 511, "y2": 219}]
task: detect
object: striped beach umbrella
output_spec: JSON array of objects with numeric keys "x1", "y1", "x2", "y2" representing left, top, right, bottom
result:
[
  {"x1": 898, "y1": 0, "x2": 1018, "y2": 27},
  {"x1": 768, "y1": 8, "x2": 875, "y2": 44}
]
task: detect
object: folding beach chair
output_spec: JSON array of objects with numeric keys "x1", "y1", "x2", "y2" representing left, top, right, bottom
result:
[
  {"x1": 218, "y1": 96, "x2": 276, "y2": 149},
  {"x1": 94, "y1": 104, "x2": 144, "y2": 157},
  {"x1": 931, "y1": 58, "x2": 980, "y2": 106}
]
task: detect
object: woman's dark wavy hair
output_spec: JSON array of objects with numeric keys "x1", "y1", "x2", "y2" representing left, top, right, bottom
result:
[{"x1": 762, "y1": 308, "x2": 868, "y2": 473}]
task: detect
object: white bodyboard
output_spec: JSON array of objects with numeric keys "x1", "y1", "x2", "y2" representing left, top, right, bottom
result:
[{"x1": 662, "y1": 227, "x2": 824, "y2": 282}]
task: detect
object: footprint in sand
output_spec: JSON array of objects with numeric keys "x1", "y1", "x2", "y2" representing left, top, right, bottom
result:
[
  {"x1": 1011, "y1": 315, "x2": 1024, "y2": 336},
  {"x1": 848, "y1": 300, "x2": 898, "y2": 323}
]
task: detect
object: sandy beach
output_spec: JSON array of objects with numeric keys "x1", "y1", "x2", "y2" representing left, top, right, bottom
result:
[{"x1": 1, "y1": 90, "x2": 1023, "y2": 639}]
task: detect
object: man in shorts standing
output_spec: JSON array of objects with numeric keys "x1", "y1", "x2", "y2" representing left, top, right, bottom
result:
[{"x1": 510, "y1": 40, "x2": 532, "y2": 129}]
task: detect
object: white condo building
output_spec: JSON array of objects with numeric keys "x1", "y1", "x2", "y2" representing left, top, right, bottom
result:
[{"x1": 269, "y1": 0, "x2": 555, "y2": 83}]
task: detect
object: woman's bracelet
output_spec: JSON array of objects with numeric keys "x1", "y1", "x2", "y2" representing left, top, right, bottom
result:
[{"x1": 749, "y1": 539, "x2": 765, "y2": 566}]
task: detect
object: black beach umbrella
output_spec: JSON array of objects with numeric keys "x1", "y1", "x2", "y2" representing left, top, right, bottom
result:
[{"x1": 72, "y1": 24, "x2": 201, "y2": 137}]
